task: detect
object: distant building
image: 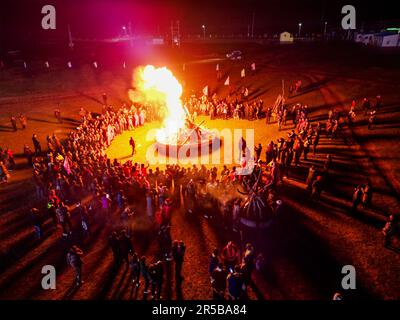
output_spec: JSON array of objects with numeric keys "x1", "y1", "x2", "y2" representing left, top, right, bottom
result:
[{"x1": 280, "y1": 31, "x2": 294, "y2": 43}]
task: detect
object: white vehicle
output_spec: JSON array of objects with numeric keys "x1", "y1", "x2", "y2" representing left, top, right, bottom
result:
[{"x1": 226, "y1": 50, "x2": 242, "y2": 60}]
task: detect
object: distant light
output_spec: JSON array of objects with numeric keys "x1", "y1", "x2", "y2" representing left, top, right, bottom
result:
[
  {"x1": 202, "y1": 25, "x2": 205, "y2": 29},
  {"x1": 386, "y1": 27, "x2": 400, "y2": 31},
  {"x1": 122, "y1": 26, "x2": 126, "y2": 30},
  {"x1": 299, "y1": 23, "x2": 302, "y2": 26}
]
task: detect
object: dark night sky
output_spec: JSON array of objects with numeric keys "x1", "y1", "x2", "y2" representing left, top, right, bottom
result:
[{"x1": 0, "y1": 0, "x2": 399, "y2": 51}]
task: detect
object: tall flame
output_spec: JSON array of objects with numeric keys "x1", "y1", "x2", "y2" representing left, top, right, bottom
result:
[{"x1": 130, "y1": 65, "x2": 185, "y2": 143}]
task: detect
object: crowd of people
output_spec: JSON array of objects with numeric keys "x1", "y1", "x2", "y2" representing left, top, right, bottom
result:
[{"x1": 6, "y1": 83, "x2": 396, "y2": 299}]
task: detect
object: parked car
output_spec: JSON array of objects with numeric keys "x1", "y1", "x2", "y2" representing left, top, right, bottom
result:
[{"x1": 226, "y1": 50, "x2": 243, "y2": 60}]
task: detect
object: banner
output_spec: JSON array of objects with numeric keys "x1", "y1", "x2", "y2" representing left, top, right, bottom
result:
[{"x1": 224, "y1": 76, "x2": 230, "y2": 86}]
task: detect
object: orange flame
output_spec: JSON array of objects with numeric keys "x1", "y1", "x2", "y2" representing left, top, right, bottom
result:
[{"x1": 130, "y1": 65, "x2": 185, "y2": 143}]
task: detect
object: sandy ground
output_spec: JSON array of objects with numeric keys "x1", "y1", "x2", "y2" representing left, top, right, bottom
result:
[{"x1": 1, "y1": 42, "x2": 400, "y2": 299}]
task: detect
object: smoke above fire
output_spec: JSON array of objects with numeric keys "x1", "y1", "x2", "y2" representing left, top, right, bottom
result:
[{"x1": 128, "y1": 65, "x2": 186, "y2": 143}]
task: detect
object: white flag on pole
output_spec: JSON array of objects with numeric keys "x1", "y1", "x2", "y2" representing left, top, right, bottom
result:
[
  {"x1": 241, "y1": 68, "x2": 246, "y2": 78},
  {"x1": 45, "y1": 61, "x2": 50, "y2": 68},
  {"x1": 251, "y1": 62, "x2": 256, "y2": 71},
  {"x1": 63, "y1": 156, "x2": 71, "y2": 175},
  {"x1": 224, "y1": 76, "x2": 230, "y2": 86},
  {"x1": 216, "y1": 64, "x2": 219, "y2": 71},
  {"x1": 67, "y1": 61, "x2": 72, "y2": 68},
  {"x1": 203, "y1": 85, "x2": 208, "y2": 96},
  {"x1": 93, "y1": 61, "x2": 98, "y2": 68},
  {"x1": 23, "y1": 61, "x2": 27, "y2": 69}
]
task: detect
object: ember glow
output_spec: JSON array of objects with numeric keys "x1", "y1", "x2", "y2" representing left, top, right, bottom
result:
[{"x1": 131, "y1": 65, "x2": 185, "y2": 144}]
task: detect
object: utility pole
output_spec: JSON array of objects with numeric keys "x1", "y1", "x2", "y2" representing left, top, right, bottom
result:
[
  {"x1": 251, "y1": 12, "x2": 255, "y2": 37},
  {"x1": 67, "y1": 24, "x2": 74, "y2": 50},
  {"x1": 128, "y1": 21, "x2": 133, "y2": 47},
  {"x1": 171, "y1": 20, "x2": 181, "y2": 47}
]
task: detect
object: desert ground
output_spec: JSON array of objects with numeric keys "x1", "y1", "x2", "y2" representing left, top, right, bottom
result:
[{"x1": 1, "y1": 42, "x2": 400, "y2": 299}]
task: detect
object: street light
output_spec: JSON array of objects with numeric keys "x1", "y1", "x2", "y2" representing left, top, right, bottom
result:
[
  {"x1": 298, "y1": 23, "x2": 302, "y2": 37},
  {"x1": 324, "y1": 21, "x2": 328, "y2": 36},
  {"x1": 202, "y1": 25, "x2": 206, "y2": 39}
]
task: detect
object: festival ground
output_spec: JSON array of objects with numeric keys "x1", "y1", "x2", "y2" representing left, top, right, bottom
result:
[{"x1": 1, "y1": 42, "x2": 400, "y2": 299}]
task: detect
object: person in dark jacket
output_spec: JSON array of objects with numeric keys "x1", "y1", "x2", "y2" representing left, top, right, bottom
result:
[
  {"x1": 150, "y1": 260, "x2": 164, "y2": 300},
  {"x1": 129, "y1": 137, "x2": 136, "y2": 155},
  {"x1": 211, "y1": 262, "x2": 227, "y2": 300},
  {"x1": 109, "y1": 231, "x2": 121, "y2": 265},
  {"x1": 130, "y1": 253, "x2": 140, "y2": 287},
  {"x1": 67, "y1": 245, "x2": 84, "y2": 286},
  {"x1": 209, "y1": 248, "x2": 220, "y2": 276},
  {"x1": 227, "y1": 265, "x2": 244, "y2": 300},
  {"x1": 32, "y1": 134, "x2": 42, "y2": 155},
  {"x1": 30, "y1": 207, "x2": 43, "y2": 239},
  {"x1": 140, "y1": 256, "x2": 151, "y2": 295},
  {"x1": 172, "y1": 240, "x2": 186, "y2": 282},
  {"x1": 352, "y1": 185, "x2": 363, "y2": 211},
  {"x1": 119, "y1": 230, "x2": 133, "y2": 265}
]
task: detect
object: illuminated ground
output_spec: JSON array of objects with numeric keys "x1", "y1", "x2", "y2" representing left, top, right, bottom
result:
[{"x1": 1, "y1": 42, "x2": 400, "y2": 299}]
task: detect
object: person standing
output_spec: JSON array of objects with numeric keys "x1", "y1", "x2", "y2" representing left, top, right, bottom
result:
[
  {"x1": 109, "y1": 231, "x2": 121, "y2": 266},
  {"x1": 140, "y1": 256, "x2": 151, "y2": 296},
  {"x1": 129, "y1": 137, "x2": 136, "y2": 155},
  {"x1": 221, "y1": 241, "x2": 240, "y2": 271},
  {"x1": 67, "y1": 245, "x2": 84, "y2": 286},
  {"x1": 119, "y1": 230, "x2": 134, "y2": 265},
  {"x1": 54, "y1": 105, "x2": 62, "y2": 123},
  {"x1": 352, "y1": 185, "x2": 363, "y2": 212},
  {"x1": 306, "y1": 165, "x2": 317, "y2": 191},
  {"x1": 19, "y1": 113, "x2": 27, "y2": 129},
  {"x1": 368, "y1": 110, "x2": 376, "y2": 130},
  {"x1": 382, "y1": 214, "x2": 399, "y2": 248},
  {"x1": 227, "y1": 265, "x2": 244, "y2": 300},
  {"x1": 313, "y1": 130, "x2": 320, "y2": 155},
  {"x1": 10, "y1": 116, "x2": 18, "y2": 131},
  {"x1": 151, "y1": 260, "x2": 164, "y2": 300},
  {"x1": 209, "y1": 248, "x2": 220, "y2": 276},
  {"x1": 30, "y1": 208, "x2": 43, "y2": 239},
  {"x1": 102, "y1": 92, "x2": 108, "y2": 106},
  {"x1": 361, "y1": 181, "x2": 373, "y2": 208},
  {"x1": 211, "y1": 262, "x2": 227, "y2": 300},
  {"x1": 146, "y1": 189, "x2": 154, "y2": 217},
  {"x1": 130, "y1": 253, "x2": 141, "y2": 287},
  {"x1": 254, "y1": 143, "x2": 262, "y2": 162},
  {"x1": 32, "y1": 134, "x2": 42, "y2": 155},
  {"x1": 303, "y1": 136, "x2": 311, "y2": 160},
  {"x1": 310, "y1": 176, "x2": 323, "y2": 201},
  {"x1": 172, "y1": 240, "x2": 186, "y2": 283},
  {"x1": 56, "y1": 202, "x2": 72, "y2": 237}
]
